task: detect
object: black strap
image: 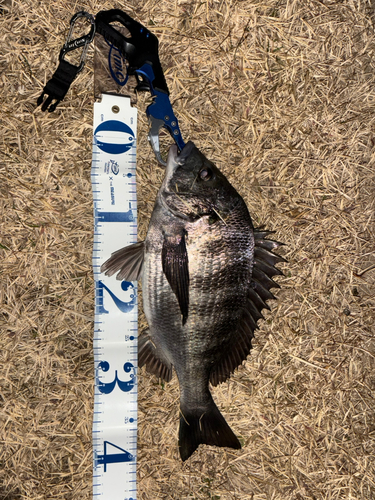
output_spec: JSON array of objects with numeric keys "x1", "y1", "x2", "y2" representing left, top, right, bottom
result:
[{"x1": 37, "y1": 59, "x2": 81, "y2": 112}]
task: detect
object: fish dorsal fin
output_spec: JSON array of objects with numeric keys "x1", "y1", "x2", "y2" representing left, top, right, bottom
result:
[
  {"x1": 209, "y1": 229, "x2": 285, "y2": 386},
  {"x1": 162, "y1": 230, "x2": 189, "y2": 325},
  {"x1": 101, "y1": 241, "x2": 145, "y2": 281},
  {"x1": 138, "y1": 331, "x2": 173, "y2": 382}
]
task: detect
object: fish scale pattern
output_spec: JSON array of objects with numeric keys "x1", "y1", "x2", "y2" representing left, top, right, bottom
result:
[
  {"x1": 102, "y1": 142, "x2": 284, "y2": 460},
  {"x1": 209, "y1": 230, "x2": 285, "y2": 387}
]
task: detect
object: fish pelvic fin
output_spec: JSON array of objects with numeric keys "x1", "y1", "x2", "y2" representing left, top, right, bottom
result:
[
  {"x1": 178, "y1": 399, "x2": 241, "y2": 461},
  {"x1": 139, "y1": 331, "x2": 173, "y2": 383},
  {"x1": 101, "y1": 241, "x2": 145, "y2": 281}
]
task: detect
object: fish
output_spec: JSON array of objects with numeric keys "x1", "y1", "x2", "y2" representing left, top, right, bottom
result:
[{"x1": 101, "y1": 141, "x2": 284, "y2": 461}]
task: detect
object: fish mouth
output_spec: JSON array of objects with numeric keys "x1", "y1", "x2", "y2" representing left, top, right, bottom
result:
[
  {"x1": 163, "y1": 141, "x2": 197, "y2": 192},
  {"x1": 176, "y1": 141, "x2": 196, "y2": 164},
  {"x1": 167, "y1": 141, "x2": 196, "y2": 170},
  {"x1": 161, "y1": 141, "x2": 213, "y2": 221}
]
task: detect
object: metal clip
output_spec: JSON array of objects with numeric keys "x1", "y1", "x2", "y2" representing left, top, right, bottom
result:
[
  {"x1": 37, "y1": 11, "x2": 96, "y2": 112},
  {"x1": 95, "y1": 9, "x2": 185, "y2": 164},
  {"x1": 59, "y1": 11, "x2": 96, "y2": 72},
  {"x1": 136, "y1": 64, "x2": 185, "y2": 165}
]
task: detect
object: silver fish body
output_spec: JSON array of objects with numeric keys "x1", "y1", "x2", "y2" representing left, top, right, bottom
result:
[{"x1": 102, "y1": 141, "x2": 284, "y2": 460}]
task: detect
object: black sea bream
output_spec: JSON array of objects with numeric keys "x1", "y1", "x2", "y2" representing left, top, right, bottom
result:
[{"x1": 101, "y1": 141, "x2": 284, "y2": 460}]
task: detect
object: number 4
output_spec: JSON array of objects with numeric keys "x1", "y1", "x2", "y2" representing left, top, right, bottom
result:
[{"x1": 96, "y1": 441, "x2": 134, "y2": 472}]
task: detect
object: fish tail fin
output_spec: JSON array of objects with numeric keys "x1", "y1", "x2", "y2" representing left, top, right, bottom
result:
[{"x1": 178, "y1": 399, "x2": 241, "y2": 461}]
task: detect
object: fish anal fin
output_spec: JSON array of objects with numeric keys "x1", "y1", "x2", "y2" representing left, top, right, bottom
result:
[
  {"x1": 101, "y1": 241, "x2": 145, "y2": 281},
  {"x1": 139, "y1": 332, "x2": 173, "y2": 383},
  {"x1": 162, "y1": 230, "x2": 189, "y2": 324}
]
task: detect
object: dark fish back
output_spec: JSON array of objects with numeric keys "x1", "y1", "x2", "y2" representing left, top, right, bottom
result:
[{"x1": 100, "y1": 142, "x2": 285, "y2": 461}]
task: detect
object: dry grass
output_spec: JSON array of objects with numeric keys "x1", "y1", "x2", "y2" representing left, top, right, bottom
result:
[{"x1": 1, "y1": 0, "x2": 375, "y2": 499}]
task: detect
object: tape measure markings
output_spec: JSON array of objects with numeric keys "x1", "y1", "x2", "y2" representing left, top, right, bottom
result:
[{"x1": 91, "y1": 94, "x2": 138, "y2": 500}]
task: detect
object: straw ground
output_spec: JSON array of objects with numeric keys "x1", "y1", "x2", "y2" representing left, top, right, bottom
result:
[{"x1": 1, "y1": 0, "x2": 374, "y2": 499}]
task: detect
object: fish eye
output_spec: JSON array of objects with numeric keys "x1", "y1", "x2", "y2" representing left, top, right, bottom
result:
[{"x1": 199, "y1": 167, "x2": 213, "y2": 181}]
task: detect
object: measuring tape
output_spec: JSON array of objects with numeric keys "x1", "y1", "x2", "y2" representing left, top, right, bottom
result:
[{"x1": 91, "y1": 94, "x2": 138, "y2": 499}]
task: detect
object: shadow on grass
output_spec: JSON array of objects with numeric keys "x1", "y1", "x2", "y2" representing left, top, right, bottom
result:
[{"x1": 0, "y1": 488, "x2": 22, "y2": 500}]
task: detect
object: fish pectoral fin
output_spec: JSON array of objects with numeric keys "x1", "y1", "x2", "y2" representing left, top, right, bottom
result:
[
  {"x1": 178, "y1": 398, "x2": 241, "y2": 461},
  {"x1": 138, "y1": 332, "x2": 173, "y2": 383},
  {"x1": 162, "y1": 230, "x2": 189, "y2": 325},
  {"x1": 101, "y1": 241, "x2": 145, "y2": 281},
  {"x1": 210, "y1": 229, "x2": 285, "y2": 387}
]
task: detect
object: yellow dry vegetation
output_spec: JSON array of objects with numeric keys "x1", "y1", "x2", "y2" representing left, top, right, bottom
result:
[{"x1": 1, "y1": 0, "x2": 374, "y2": 499}]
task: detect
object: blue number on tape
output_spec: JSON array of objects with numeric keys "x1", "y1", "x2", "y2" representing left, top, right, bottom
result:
[
  {"x1": 96, "y1": 441, "x2": 134, "y2": 472},
  {"x1": 96, "y1": 210, "x2": 134, "y2": 222},
  {"x1": 96, "y1": 361, "x2": 136, "y2": 394},
  {"x1": 97, "y1": 280, "x2": 136, "y2": 314}
]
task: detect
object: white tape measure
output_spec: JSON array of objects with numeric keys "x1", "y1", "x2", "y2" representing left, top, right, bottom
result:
[{"x1": 91, "y1": 94, "x2": 138, "y2": 500}]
